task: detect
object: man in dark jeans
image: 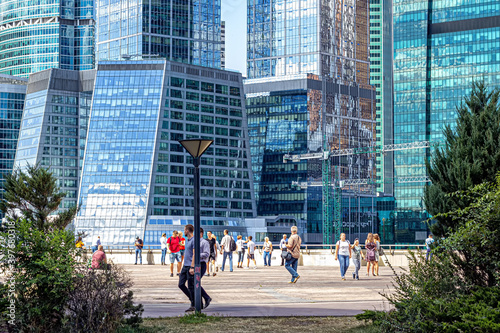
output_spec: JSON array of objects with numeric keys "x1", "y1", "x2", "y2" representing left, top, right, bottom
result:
[
  {"x1": 178, "y1": 224, "x2": 195, "y2": 312},
  {"x1": 178, "y1": 224, "x2": 212, "y2": 312}
]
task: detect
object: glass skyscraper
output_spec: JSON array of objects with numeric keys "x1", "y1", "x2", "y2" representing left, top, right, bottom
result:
[
  {"x1": 247, "y1": 0, "x2": 370, "y2": 81},
  {"x1": 0, "y1": 0, "x2": 95, "y2": 77},
  {"x1": 0, "y1": 74, "x2": 27, "y2": 219},
  {"x1": 75, "y1": 60, "x2": 255, "y2": 246},
  {"x1": 393, "y1": 0, "x2": 500, "y2": 242},
  {"x1": 13, "y1": 69, "x2": 95, "y2": 211},
  {"x1": 96, "y1": 0, "x2": 222, "y2": 68},
  {"x1": 369, "y1": 0, "x2": 394, "y2": 196},
  {"x1": 245, "y1": 0, "x2": 377, "y2": 242}
]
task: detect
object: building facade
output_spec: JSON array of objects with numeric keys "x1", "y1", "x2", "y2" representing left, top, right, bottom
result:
[
  {"x1": 13, "y1": 69, "x2": 95, "y2": 210},
  {"x1": 246, "y1": 0, "x2": 370, "y2": 81},
  {"x1": 75, "y1": 60, "x2": 255, "y2": 246},
  {"x1": 0, "y1": 74, "x2": 27, "y2": 218},
  {"x1": 245, "y1": 75, "x2": 376, "y2": 243},
  {"x1": 95, "y1": 0, "x2": 222, "y2": 68},
  {"x1": 369, "y1": 0, "x2": 394, "y2": 196},
  {"x1": 393, "y1": 0, "x2": 500, "y2": 242},
  {"x1": 245, "y1": 0, "x2": 377, "y2": 242},
  {"x1": 0, "y1": 0, "x2": 95, "y2": 77}
]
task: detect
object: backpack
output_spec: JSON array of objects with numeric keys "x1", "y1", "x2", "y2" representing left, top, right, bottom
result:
[
  {"x1": 366, "y1": 247, "x2": 376, "y2": 261},
  {"x1": 229, "y1": 237, "x2": 237, "y2": 252}
]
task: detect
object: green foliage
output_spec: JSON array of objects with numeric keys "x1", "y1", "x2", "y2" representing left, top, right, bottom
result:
[
  {"x1": 0, "y1": 164, "x2": 78, "y2": 231},
  {"x1": 424, "y1": 81, "x2": 500, "y2": 236},
  {"x1": 358, "y1": 175, "x2": 500, "y2": 332},
  {"x1": 178, "y1": 313, "x2": 221, "y2": 324},
  {"x1": 0, "y1": 218, "x2": 79, "y2": 332}
]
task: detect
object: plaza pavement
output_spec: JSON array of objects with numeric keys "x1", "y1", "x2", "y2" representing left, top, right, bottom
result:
[{"x1": 126, "y1": 264, "x2": 400, "y2": 317}]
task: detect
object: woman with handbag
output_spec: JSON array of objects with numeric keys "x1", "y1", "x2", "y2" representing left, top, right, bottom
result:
[{"x1": 365, "y1": 233, "x2": 377, "y2": 276}]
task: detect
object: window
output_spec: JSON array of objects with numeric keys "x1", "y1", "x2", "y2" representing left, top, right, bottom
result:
[
  {"x1": 201, "y1": 105, "x2": 213, "y2": 113},
  {"x1": 216, "y1": 96, "x2": 228, "y2": 105},
  {"x1": 201, "y1": 82, "x2": 214, "y2": 92},
  {"x1": 186, "y1": 124, "x2": 199, "y2": 132},
  {"x1": 201, "y1": 94, "x2": 214, "y2": 103},
  {"x1": 186, "y1": 91, "x2": 199, "y2": 100},
  {"x1": 171, "y1": 111, "x2": 183, "y2": 119},
  {"x1": 230, "y1": 109, "x2": 242, "y2": 117},
  {"x1": 186, "y1": 113, "x2": 199, "y2": 122},
  {"x1": 201, "y1": 126, "x2": 214, "y2": 134},
  {"x1": 170, "y1": 165, "x2": 184, "y2": 174},
  {"x1": 186, "y1": 102, "x2": 199, "y2": 111},
  {"x1": 230, "y1": 119, "x2": 242, "y2": 127},
  {"x1": 171, "y1": 77, "x2": 184, "y2": 87},
  {"x1": 186, "y1": 79, "x2": 199, "y2": 90},
  {"x1": 170, "y1": 100, "x2": 183, "y2": 109},
  {"x1": 216, "y1": 117, "x2": 228, "y2": 125},
  {"x1": 155, "y1": 175, "x2": 169, "y2": 184},
  {"x1": 230, "y1": 98, "x2": 241, "y2": 107},
  {"x1": 201, "y1": 115, "x2": 213, "y2": 123},
  {"x1": 171, "y1": 122, "x2": 184, "y2": 130},
  {"x1": 216, "y1": 127, "x2": 228, "y2": 135},
  {"x1": 170, "y1": 176, "x2": 184, "y2": 185},
  {"x1": 230, "y1": 86, "x2": 240, "y2": 96},
  {"x1": 216, "y1": 84, "x2": 228, "y2": 94},
  {"x1": 171, "y1": 89, "x2": 183, "y2": 98},
  {"x1": 170, "y1": 155, "x2": 184, "y2": 163},
  {"x1": 216, "y1": 107, "x2": 228, "y2": 115},
  {"x1": 158, "y1": 153, "x2": 169, "y2": 162}
]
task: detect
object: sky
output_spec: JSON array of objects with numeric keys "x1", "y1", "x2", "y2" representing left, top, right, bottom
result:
[{"x1": 221, "y1": 0, "x2": 247, "y2": 76}]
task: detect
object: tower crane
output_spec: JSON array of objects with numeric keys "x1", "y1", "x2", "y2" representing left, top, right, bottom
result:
[{"x1": 283, "y1": 141, "x2": 433, "y2": 244}]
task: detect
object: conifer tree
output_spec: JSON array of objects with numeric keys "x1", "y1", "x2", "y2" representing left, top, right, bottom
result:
[
  {"x1": 0, "y1": 164, "x2": 78, "y2": 231},
  {"x1": 424, "y1": 81, "x2": 500, "y2": 236}
]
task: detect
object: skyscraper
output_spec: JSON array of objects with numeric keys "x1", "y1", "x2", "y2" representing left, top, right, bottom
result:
[
  {"x1": 393, "y1": 0, "x2": 500, "y2": 242},
  {"x1": 13, "y1": 69, "x2": 95, "y2": 211},
  {"x1": 95, "y1": 0, "x2": 222, "y2": 68},
  {"x1": 245, "y1": 0, "x2": 377, "y2": 242},
  {"x1": 75, "y1": 60, "x2": 255, "y2": 246},
  {"x1": 0, "y1": 74, "x2": 27, "y2": 219},
  {"x1": 246, "y1": 0, "x2": 370, "y2": 80},
  {"x1": 369, "y1": 0, "x2": 393, "y2": 196},
  {"x1": 0, "y1": 0, "x2": 95, "y2": 77}
]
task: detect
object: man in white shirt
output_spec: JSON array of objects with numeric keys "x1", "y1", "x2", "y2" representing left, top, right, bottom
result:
[
  {"x1": 425, "y1": 234, "x2": 435, "y2": 261},
  {"x1": 220, "y1": 229, "x2": 233, "y2": 272},
  {"x1": 160, "y1": 233, "x2": 167, "y2": 265},
  {"x1": 279, "y1": 234, "x2": 288, "y2": 266},
  {"x1": 246, "y1": 236, "x2": 257, "y2": 269}
]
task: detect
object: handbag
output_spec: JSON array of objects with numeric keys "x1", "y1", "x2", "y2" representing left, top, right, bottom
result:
[{"x1": 281, "y1": 241, "x2": 298, "y2": 261}]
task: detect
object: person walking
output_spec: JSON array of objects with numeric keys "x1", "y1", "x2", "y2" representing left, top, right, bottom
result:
[
  {"x1": 236, "y1": 235, "x2": 245, "y2": 268},
  {"x1": 263, "y1": 237, "x2": 273, "y2": 266},
  {"x1": 373, "y1": 233, "x2": 381, "y2": 276},
  {"x1": 206, "y1": 231, "x2": 217, "y2": 276},
  {"x1": 91, "y1": 235, "x2": 100, "y2": 253},
  {"x1": 160, "y1": 233, "x2": 167, "y2": 265},
  {"x1": 334, "y1": 233, "x2": 352, "y2": 280},
  {"x1": 178, "y1": 224, "x2": 196, "y2": 312},
  {"x1": 351, "y1": 238, "x2": 364, "y2": 280},
  {"x1": 365, "y1": 233, "x2": 377, "y2": 276},
  {"x1": 178, "y1": 230, "x2": 186, "y2": 262},
  {"x1": 167, "y1": 231, "x2": 182, "y2": 277},
  {"x1": 285, "y1": 226, "x2": 302, "y2": 283},
  {"x1": 134, "y1": 236, "x2": 143, "y2": 265},
  {"x1": 199, "y1": 228, "x2": 212, "y2": 308},
  {"x1": 425, "y1": 234, "x2": 435, "y2": 261},
  {"x1": 214, "y1": 235, "x2": 220, "y2": 272},
  {"x1": 246, "y1": 236, "x2": 257, "y2": 269},
  {"x1": 220, "y1": 229, "x2": 234, "y2": 272},
  {"x1": 279, "y1": 234, "x2": 288, "y2": 266}
]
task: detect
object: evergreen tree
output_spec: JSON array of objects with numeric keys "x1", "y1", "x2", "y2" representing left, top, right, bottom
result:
[
  {"x1": 424, "y1": 81, "x2": 500, "y2": 236},
  {"x1": 0, "y1": 164, "x2": 77, "y2": 231}
]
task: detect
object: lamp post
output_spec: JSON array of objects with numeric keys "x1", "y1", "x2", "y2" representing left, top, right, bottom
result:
[{"x1": 179, "y1": 139, "x2": 213, "y2": 313}]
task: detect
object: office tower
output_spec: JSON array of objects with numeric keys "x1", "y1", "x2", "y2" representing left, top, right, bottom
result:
[
  {"x1": 246, "y1": 0, "x2": 370, "y2": 80},
  {"x1": 75, "y1": 60, "x2": 255, "y2": 246},
  {"x1": 369, "y1": 0, "x2": 393, "y2": 196},
  {"x1": 0, "y1": 74, "x2": 27, "y2": 218},
  {"x1": 245, "y1": 0, "x2": 376, "y2": 242},
  {"x1": 0, "y1": 0, "x2": 95, "y2": 77},
  {"x1": 13, "y1": 69, "x2": 95, "y2": 210},
  {"x1": 95, "y1": 0, "x2": 222, "y2": 68},
  {"x1": 393, "y1": 0, "x2": 500, "y2": 242},
  {"x1": 221, "y1": 21, "x2": 226, "y2": 69}
]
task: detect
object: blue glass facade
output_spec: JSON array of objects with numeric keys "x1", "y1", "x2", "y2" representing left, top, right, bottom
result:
[
  {"x1": 393, "y1": 0, "x2": 500, "y2": 242},
  {"x1": 14, "y1": 69, "x2": 95, "y2": 211},
  {"x1": 247, "y1": 0, "x2": 370, "y2": 83},
  {"x1": 76, "y1": 60, "x2": 255, "y2": 246},
  {"x1": 245, "y1": 75, "x2": 376, "y2": 243},
  {"x1": 0, "y1": 0, "x2": 95, "y2": 77},
  {"x1": 96, "y1": 0, "x2": 221, "y2": 68},
  {"x1": 0, "y1": 74, "x2": 27, "y2": 219}
]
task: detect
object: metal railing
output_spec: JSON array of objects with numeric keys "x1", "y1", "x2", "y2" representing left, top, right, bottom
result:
[{"x1": 80, "y1": 244, "x2": 426, "y2": 257}]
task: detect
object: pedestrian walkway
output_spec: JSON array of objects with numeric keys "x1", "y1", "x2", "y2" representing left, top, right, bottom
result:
[{"x1": 126, "y1": 264, "x2": 399, "y2": 317}]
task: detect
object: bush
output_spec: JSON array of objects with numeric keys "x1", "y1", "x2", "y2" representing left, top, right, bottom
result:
[
  {"x1": 65, "y1": 264, "x2": 144, "y2": 333},
  {"x1": 0, "y1": 218, "x2": 79, "y2": 332}
]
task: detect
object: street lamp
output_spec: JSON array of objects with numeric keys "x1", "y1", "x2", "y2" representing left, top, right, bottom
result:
[{"x1": 179, "y1": 139, "x2": 213, "y2": 313}]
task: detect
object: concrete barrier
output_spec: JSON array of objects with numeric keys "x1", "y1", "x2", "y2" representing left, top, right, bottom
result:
[{"x1": 84, "y1": 248, "x2": 417, "y2": 267}]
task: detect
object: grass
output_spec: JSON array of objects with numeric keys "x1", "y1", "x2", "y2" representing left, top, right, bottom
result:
[{"x1": 124, "y1": 316, "x2": 376, "y2": 333}]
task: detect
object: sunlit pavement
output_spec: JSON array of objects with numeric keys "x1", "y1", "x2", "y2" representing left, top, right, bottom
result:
[{"x1": 125, "y1": 264, "x2": 400, "y2": 317}]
